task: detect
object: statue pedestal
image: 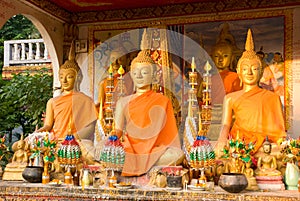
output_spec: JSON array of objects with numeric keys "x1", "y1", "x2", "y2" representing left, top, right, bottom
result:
[
  {"x1": 2, "y1": 165, "x2": 26, "y2": 181},
  {"x1": 256, "y1": 175, "x2": 285, "y2": 191}
]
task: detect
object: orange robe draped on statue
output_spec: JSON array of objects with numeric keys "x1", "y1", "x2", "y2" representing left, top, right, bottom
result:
[
  {"x1": 52, "y1": 92, "x2": 98, "y2": 139},
  {"x1": 220, "y1": 70, "x2": 241, "y2": 94},
  {"x1": 212, "y1": 70, "x2": 242, "y2": 104},
  {"x1": 230, "y1": 86, "x2": 286, "y2": 153},
  {"x1": 117, "y1": 90, "x2": 181, "y2": 176}
]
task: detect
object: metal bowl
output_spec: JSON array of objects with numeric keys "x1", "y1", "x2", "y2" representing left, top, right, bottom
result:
[
  {"x1": 218, "y1": 173, "x2": 248, "y2": 193},
  {"x1": 22, "y1": 166, "x2": 43, "y2": 183}
]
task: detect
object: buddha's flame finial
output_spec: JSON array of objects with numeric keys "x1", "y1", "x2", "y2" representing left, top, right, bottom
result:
[
  {"x1": 69, "y1": 40, "x2": 76, "y2": 61},
  {"x1": 245, "y1": 29, "x2": 254, "y2": 52}
]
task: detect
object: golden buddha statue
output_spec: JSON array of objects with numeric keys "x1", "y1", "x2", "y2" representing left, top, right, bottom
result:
[
  {"x1": 254, "y1": 138, "x2": 281, "y2": 176},
  {"x1": 2, "y1": 134, "x2": 29, "y2": 181},
  {"x1": 114, "y1": 50, "x2": 184, "y2": 176},
  {"x1": 224, "y1": 156, "x2": 244, "y2": 174},
  {"x1": 242, "y1": 160, "x2": 259, "y2": 191},
  {"x1": 215, "y1": 29, "x2": 286, "y2": 156},
  {"x1": 36, "y1": 41, "x2": 98, "y2": 167},
  {"x1": 210, "y1": 27, "x2": 242, "y2": 104},
  {"x1": 211, "y1": 41, "x2": 241, "y2": 93}
]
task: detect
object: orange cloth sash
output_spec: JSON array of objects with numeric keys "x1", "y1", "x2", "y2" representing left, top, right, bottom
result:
[
  {"x1": 220, "y1": 70, "x2": 242, "y2": 94},
  {"x1": 121, "y1": 90, "x2": 181, "y2": 176},
  {"x1": 52, "y1": 92, "x2": 97, "y2": 139},
  {"x1": 230, "y1": 87, "x2": 286, "y2": 153}
]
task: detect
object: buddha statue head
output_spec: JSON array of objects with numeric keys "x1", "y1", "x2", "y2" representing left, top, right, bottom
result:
[
  {"x1": 12, "y1": 134, "x2": 27, "y2": 152},
  {"x1": 130, "y1": 50, "x2": 158, "y2": 91},
  {"x1": 262, "y1": 136, "x2": 272, "y2": 154},
  {"x1": 110, "y1": 48, "x2": 127, "y2": 71},
  {"x1": 59, "y1": 40, "x2": 82, "y2": 92},
  {"x1": 211, "y1": 41, "x2": 235, "y2": 72},
  {"x1": 236, "y1": 29, "x2": 263, "y2": 87}
]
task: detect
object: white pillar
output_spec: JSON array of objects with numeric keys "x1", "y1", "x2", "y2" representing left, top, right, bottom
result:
[
  {"x1": 35, "y1": 42, "x2": 41, "y2": 59},
  {"x1": 3, "y1": 41, "x2": 10, "y2": 67},
  {"x1": 21, "y1": 43, "x2": 26, "y2": 60},
  {"x1": 44, "y1": 44, "x2": 48, "y2": 60},
  {"x1": 28, "y1": 42, "x2": 33, "y2": 60},
  {"x1": 13, "y1": 43, "x2": 18, "y2": 60}
]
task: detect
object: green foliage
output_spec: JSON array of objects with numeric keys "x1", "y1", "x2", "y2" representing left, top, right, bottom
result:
[
  {"x1": 0, "y1": 14, "x2": 41, "y2": 71},
  {"x1": 0, "y1": 70, "x2": 53, "y2": 136}
]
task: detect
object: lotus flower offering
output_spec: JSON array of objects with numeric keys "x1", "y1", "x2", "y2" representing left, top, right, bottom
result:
[
  {"x1": 100, "y1": 135, "x2": 125, "y2": 171},
  {"x1": 189, "y1": 135, "x2": 215, "y2": 169},
  {"x1": 57, "y1": 134, "x2": 81, "y2": 167}
]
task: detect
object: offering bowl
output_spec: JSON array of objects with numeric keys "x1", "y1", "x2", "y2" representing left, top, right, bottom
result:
[{"x1": 218, "y1": 173, "x2": 248, "y2": 193}]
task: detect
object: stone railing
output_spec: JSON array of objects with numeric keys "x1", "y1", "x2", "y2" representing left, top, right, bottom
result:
[{"x1": 3, "y1": 39, "x2": 51, "y2": 67}]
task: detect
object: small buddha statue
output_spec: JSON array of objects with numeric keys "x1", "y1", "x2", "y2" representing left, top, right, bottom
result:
[
  {"x1": 254, "y1": 138, "x2": 281, "y2": 177},
  {"x1": 11, "y1": 135, "x2": 28, "y2": 165},
  {"x1": 224, "y1": 147, "x2": 244, "y2": 174},
  {"x1": 2, "y1": 134, "x2": 29, "y2": 181},
  {"x1": 242, "y1": 160, "x2": 259, "y2": 191}
]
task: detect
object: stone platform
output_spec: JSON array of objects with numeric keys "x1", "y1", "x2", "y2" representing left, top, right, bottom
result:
[{"x1": 0, "y1": 181, "x2": 299, "y2": 201}]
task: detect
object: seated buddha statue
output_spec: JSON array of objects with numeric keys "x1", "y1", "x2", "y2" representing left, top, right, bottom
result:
[
  {"x1": 211, "y1": 41, "x2": 242, "y2": 97},
  {"x1": 2, "y1": 134, "x2": 29, "y2": 180},
  {"x1": 224, "y1": 149, "x2": 244, "y2": 174},
  {"x1": 242, "y1": 160, "x2": 259, "y2": 190},
  {"x1": 36, "y1": 41, "x2": 98, "y2": 166},
  {"x1": 114, "y1": 50, "x2": 184, "y2": 176},
  {"x1": 215, "y1": 29, "x2": 286, "y2": 155},
  {"x1": 254, "y1": 138, "x2": 281, "y2": 177}
]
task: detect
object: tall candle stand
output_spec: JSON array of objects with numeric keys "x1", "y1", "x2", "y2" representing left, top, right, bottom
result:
[
  {"x1": 103, "y1": 64, "x2": 115, "y2": 135},
  {"x1": 183, "y1": 57, "x2": 199, "y2": 164},
  {"x1": 187, "y1": 60, "x2": 216, "y2": 187}
]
